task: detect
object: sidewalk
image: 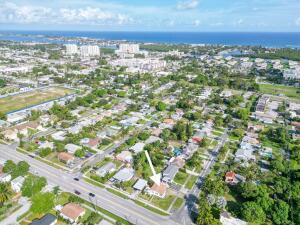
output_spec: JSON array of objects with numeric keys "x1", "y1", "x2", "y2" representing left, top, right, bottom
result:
[{"x1": 1, "y1": 197, "x2": 30, "y2": 225}]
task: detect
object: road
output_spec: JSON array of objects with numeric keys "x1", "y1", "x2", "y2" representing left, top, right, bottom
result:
[
  {"x1": 172, "y1": 130, "x2": 228, "y2": 225},
  {"x1": 0, "y1": 144, "x2": 178, "y2": 225}
]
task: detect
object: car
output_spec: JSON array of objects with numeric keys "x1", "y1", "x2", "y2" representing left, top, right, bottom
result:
[
  {"x1": 74, "y1": 177, "x2": 79, "y2": 181},
  {"x1": 74, "y1": 190, "x2": 81, "y2": 195},
  {"x1": 89, "y1": 192, "x2": 95, "y2": 197},
  {"x1": 28, "y1": 154, "x2": 35, "y2": 158}
]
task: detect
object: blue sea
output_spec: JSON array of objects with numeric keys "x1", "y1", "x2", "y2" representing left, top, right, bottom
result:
[{"x1": 0, "y1": 31, "x2": 300, "y2": 48}]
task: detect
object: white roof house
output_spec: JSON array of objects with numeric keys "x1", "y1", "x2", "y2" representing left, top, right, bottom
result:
[
  {"x1": 145, "y1": 136, "x2": 163, "y2": 145},
  {"x1": 133, "y1": 179, "x2": 147, "y2": 191},
  {"x1": 234, "y1": 148, "x2": 255, "y2": 163},
  {"x1": 112, "y1": 168, "x2": 134, "y2": 182},
  {"x1": 51, "y1": 131, "x2": 66, "y2": 141},
  {"x1": 38, "y1": 141, "x2": 54, "y2": 150},
  {"x1": 130, "y1": 143, "x2": 145, "y2": 154},
  {"x1": 0, "y1": 173, "x2": 12, "y2": 183},
  {"x1": 96, "y1": 162, "x2": 116, "y2": 177},
  {"x1": 11, "y1": 176, "x2": 25, "y2": 192},
  {"x1": 220, "y1": 211, "x2": 248, "y2": 225},
  {"x1": 65, "y1": 144, "x2": 81, "y2": 154}
]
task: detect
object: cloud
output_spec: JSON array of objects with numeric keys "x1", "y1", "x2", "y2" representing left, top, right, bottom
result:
[
  {"x1": 0, "y1": 2, "x2": 132, "y2": 26},
  {"x1": 296, "y1": 17, "x2": 300, "y2": 26},
  {"x1": 236, "y1": 19, "x2": 244, "y2": 25},
  {"x1": 194, "y1": 19, "x2": 201, "y2": 27},
  {"x1": 176, "y1": 0, "x2": 199, "y2": 10},
  {"x1": 0, "y1": 2, "x2": 53, "y2": 24}
]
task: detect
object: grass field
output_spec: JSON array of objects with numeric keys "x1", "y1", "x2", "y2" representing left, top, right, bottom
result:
[
  {"x1": 0, "y1": 87, "x2": 74, "y2": 113},
  {"x1": 259, "y1": 83, "x2": 300, "y2": 100}
]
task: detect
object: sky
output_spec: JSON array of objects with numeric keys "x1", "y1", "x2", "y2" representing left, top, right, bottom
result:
[{"x1": 0, "y1": 0, "x2": 300, "y2": 32}]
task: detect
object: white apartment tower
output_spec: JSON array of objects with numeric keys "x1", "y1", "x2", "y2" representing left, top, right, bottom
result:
[
  {"x1": 80, "y1": 45, "x2": 100, "y2": 57},
  {"x1": 119, "y1": 44, "x2": 140, "y2": 54},
  {"x1": 65, "y1": 44, "x2": 79, "y2": 55}
]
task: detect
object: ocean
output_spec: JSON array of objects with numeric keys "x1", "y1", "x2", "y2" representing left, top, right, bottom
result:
[{"x1": 0, "y1": 31, "x2": 300, "y2": 48}]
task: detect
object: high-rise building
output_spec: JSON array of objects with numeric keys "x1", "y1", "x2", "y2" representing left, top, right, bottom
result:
[
  {"x1": 65, "y1": 44, "x2": 79, "y2": 55},
  {"x1": 118, "y1": 44, "x2": 140, "y2": 54},
  {"x1": 80, "y1": 45, "x2": 100, "y2": 57}
]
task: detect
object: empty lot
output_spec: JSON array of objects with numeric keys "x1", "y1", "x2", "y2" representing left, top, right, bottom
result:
[{"x1": 0, "y1": 87, "x2": 74, "y2": 114}]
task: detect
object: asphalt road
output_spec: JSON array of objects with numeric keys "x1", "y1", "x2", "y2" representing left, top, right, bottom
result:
[
  {"x1": 172, "y1": 130, "x2": 228, "y2": 225},
  {"x1": 0, "y1": 144, "x2": 178, "y2": 225}
]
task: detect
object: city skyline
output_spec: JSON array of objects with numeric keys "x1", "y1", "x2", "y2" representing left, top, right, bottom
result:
[{"x1": 0, "y1": 0, "x2": 300, "y2": 32}]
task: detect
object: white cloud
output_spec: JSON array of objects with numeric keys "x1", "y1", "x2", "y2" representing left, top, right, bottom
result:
[
  {"x1": 233, "y1": 19, "x2": 244, "y2": 26},
  {"x1": 177, "y1": 0, "x2": 199, "y2": 10},
  {"x1": 296, "y1": 17, "x2": 300, "y2": 26},
  {"x1": 194, "y1": 19, "x2": 201, "y2": 27},
  {"x1": 0, "y1": 2, "x2": 53, "y2": 24},
  {"x1": 0, "y1": 2, "x2": 132, "y2": 26}
]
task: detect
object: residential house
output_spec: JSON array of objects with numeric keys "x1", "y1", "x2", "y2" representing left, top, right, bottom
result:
[
  {"x1": 11, "y1": 176, "x2": 25, "y2": 192},
  {"x1": 0, "y1": 173, "x2": 12, "y2": 183},
  {"x1": 2, "y1": 129, "x2": 18, "y2": 141},
  {"x1": 225, "y1": 171, "x2": 246, "y2": 185},
  {"x1": 145, "y1": 136, "x2": 163, "y2": 145},
  {"x1": 147, "y1": 183, "x2": 167, "y2": 198},
  {"x1": 133, "y1": 179, "x2": 148, "y2": 191},
  {"x1": 116, "y1": 151, "x2": 133, "y2": 163},
  {"x1": 160, "y1": 118, "x2": 175, "y2": 129},
  {"x1": 151, "y1": 128, "x2": 162, "y2": 137},
  {"x1": 59, "y1": 203, "x2": 85, "y2": 223},
  {"x1": 130, "y1": 142, "x2": 145, "y2": 154},
  {"x1": 38, "y1": 141, "x2": 54, "y2": 150},
  {"x1": 162, "y1": 165, "x2": 179, "y2": 183},
  {"x1": 259, "y1": 147, "x2": 273, "y2": 158},
  {"x1": 220, "y1": 211, "x2": 248, "y2": 225},
  {"x1": 80, "y1": 137, "x2": 100, "y2": 150},
  {"x1": 234, "y1": 141, "x2": 256, "y2": 163},
  {"x1": 183, "y1": 142, "x2": 199, "y2": 157},
  {"x1": 30, "y1": 214, "x2": 57, "y2": 225},
  {"x1": 96, "y1": 162, "x2": 116, "y2": 177},
  {"x1": 51, "y1": 131, "x2": 66, "y2": 141},
  {"x1": 111, "y1": 168, "x2": 134, "y2": 182},
  {"x1": 65, "y1": 144, "x2": 81, "y2": 154},
  {"x1": 58, "y1": 152, "x2": 74, "y2": 165},
  {"x1": 170, "y1": 156, "x2": 185, "y2": 168}
]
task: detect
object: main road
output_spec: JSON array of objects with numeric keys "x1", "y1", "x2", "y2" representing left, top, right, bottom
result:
[{"x1": 0, "y1": 144, "x2": 178, "y2": 225}]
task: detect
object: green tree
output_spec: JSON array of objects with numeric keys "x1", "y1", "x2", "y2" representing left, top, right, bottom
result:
[
  {"x1": 138, "y1": 132, "x2": 150, "y2": 141},
  {"x1": 271, "y1": 200, "x2": 289, "y2": 225},
  {"x1": 0, "y1": 79, "x2": 6, "y2": 88},
  {"x1": 85, "y1": 212, "x2": 102, "y2": 224},
  {"x1": 75, "y1": 149, "x2": 86, "y2": 158},
  {"x1": 0, "y1": 111, "x2": 7, "y2": 120},
  {"x1": 31, "y1": 192, "x2": 55, "y2": 214},
  {"x1": 241, "y1": 201, "x2": 266, "y2": 223},
  {"x1": 239, "y1": 182, "x2": 259, "y2": 199},
  {"x1": 156, "y1": 101, "x2": 167, "y2": 111},
  {"x1": 21, "y1": 175, "x2": 47, "y2": 198},
  {"x1": 197, "y1": 199, "x2": 220, "y2": 225},
  {"x1": 0, "y1": 183, "x2": 12, "y2": 206},
  {"x1": 3, "y1": 160, "x2": 16, "y2": 174},
  {"x1": 39, "y1": 148, "x2": 52, "y2": 157}
]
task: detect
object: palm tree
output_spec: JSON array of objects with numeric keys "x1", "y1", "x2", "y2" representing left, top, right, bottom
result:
[
  {"x1": 0, "y1": 183, "x2": 12, "y2": 206},
  {"x1": 52, "y1": 186, "x2": 60, "y2": 204}
]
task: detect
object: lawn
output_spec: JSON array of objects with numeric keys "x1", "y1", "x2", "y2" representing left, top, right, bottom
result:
[
  {"x1": 134, "y1": 200, "x2": 169, "y2": 216},
  {"x1": 259, "y1": 83, "x2": 300, "y2": 100},
  {"x1": 0, "y1": 87, "x2": 74, "y2": 114},
  {"x1": 185, "y1": 175, "x2": 198, "y2": 190},
  {"x1": 151, "y1": 195, "x2": 176, "y2": 211},
  {"x1": 212, "y1": 130, "x2": 222, "y2": 137},
  {"x1": 174, "y1": 171, "x2": 188, "y2": 185},
  {"x1": 171, "y1": 198, "x2": 184, "y2": 211}
]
